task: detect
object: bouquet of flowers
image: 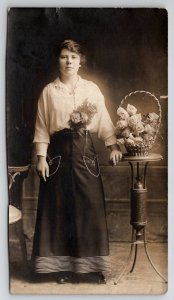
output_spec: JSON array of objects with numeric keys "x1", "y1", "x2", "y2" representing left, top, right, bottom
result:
[
  {"x1": 69, "y1": 99, "x2": 97, "y2": 134},
  {"x1": 116, "y1": 91, "x2": 161, "y2": 156}
]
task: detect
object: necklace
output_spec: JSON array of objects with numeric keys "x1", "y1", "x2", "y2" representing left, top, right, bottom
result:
[
  {"x1": 72, "y1": 90, "x2": 76, "y2": 110},
  {"x1": 68, "y1": 78, "x2": 79, "y2": 109},
  {"x1": 60, "y1": 76, "x2": 79, "y2": 109}
]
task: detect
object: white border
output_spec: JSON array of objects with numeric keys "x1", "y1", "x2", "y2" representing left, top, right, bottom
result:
[{"x1": 0, "y1": 1, "x2": 173, "y2": 299}]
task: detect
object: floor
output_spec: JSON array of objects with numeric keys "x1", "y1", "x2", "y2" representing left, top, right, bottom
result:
[{"x1": 9, "y1": 238, "x2": 168, "y2": 295}]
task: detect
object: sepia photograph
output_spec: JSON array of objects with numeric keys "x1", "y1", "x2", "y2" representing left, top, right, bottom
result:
[{"x1": 7, "y1": 7, "x2": 168, "y2": 294}]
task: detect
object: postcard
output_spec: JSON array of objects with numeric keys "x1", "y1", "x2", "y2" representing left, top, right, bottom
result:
[{"x1": 7, "y1": 7, "x2": 168, "y2": 295}]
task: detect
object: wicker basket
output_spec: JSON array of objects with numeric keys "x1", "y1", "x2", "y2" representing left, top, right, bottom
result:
[{"x1": 116, "y1": 91, "x2": 161, "y2": 156}]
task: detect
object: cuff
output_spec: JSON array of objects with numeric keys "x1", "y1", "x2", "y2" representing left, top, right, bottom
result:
[
  {"x1": 104, "y1": 135, "x2": 117, "y2": 147},
  {"x1": 35, "y1": 142, "x2": 48, "y2": 157}
]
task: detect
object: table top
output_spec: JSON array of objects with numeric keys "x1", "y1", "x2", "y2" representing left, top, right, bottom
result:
[{"x1": 122, "y1": 153, "x2": 163, "y2": 162}]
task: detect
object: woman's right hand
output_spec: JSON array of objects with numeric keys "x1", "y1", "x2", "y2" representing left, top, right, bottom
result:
[{"x1": 36, "y1": 156, "x2": 49, "y2": 181}]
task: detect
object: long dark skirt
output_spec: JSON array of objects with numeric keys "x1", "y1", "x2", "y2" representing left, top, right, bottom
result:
[{"x1": 32, "y1": 129, "x2": 110, "y2": 273}]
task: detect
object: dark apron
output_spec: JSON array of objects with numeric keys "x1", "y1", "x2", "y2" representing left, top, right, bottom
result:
[{"x1": 32, "y1": 129, "x2": 109, "y2": 259}]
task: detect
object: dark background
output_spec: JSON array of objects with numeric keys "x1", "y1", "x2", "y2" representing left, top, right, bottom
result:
[{"x1": 6, "y1": 8, "x2": 167, "y2": 165}]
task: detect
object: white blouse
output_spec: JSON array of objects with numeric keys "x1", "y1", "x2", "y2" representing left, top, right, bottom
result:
[{"x1": 33, "y1": 76, "x2": 117, "y2": 156}]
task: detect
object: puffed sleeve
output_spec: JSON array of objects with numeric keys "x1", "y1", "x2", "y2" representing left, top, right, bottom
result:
[
  {"x1": 33, "y1": 86, "x2": 50, "y2": 156},
  {"x1": 94, "y1": 85, "x2": 117, "y2": 146}
]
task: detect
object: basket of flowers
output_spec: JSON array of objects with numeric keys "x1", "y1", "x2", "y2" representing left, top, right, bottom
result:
[{"x1": 116, "y1": 91, "x2": 161, "y2": 156}]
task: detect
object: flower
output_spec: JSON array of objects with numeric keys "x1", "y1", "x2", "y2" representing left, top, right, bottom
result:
[
  {"x1": 121, "y1": 128, "x2": 131, "y2": 138},
  {"x1": 144, "y1": 124, "x2": 154, "y2": 135},
  {"x1": 146, "y1": 112, "x2": 159, "y2": 122},
  {"x1": 143, "y1": 134, "x2": 154, "y2": 141},
  {"x1": 128, "y1": 113, "x2": 142, "y2": 128},
  {"x1": 127, "y1": 104, "x2": 137, "y2": 116},
  {"x1": 80, "y1": 112, "x2": 88, "y2": 123},
  {"x1": 136, "y1": 123, "x2": 144, "y2": 132},
  {"x1": 116, "y1": 119, "x2": 128, "y2": 130},
  {"x1": 117, "y1": 107, "x2": 129, "y2": 120},
  {"x1": 133, "y1": 123, "x2": 144, "y2": 136},
  {"x1": 134, "y1": 136, "x2": 143, "y2": 145},
  {"x1": 125, "y1": 135, "x2": 143, "y2": 147},
  {"x1": 70, "y1": 112, "x2": 81, "y2": 124},
  {"x1": 69, "y1": 100, "x2": 97, "y2": 133},
  {"x1": 88, "y1": 105, "x2": 97, "y2": 114},
  {"x1": 125, "y1": 138, "x2": 135, "y2": 146}
]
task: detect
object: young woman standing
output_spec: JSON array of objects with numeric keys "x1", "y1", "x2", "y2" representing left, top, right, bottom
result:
[{"x1": 32, "y1": 40, "x2": 122, "y2": 284}]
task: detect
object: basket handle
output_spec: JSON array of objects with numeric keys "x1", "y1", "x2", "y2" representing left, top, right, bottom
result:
[{"x1": 119, "y1": 90, "x2": 162, "y2": 142}]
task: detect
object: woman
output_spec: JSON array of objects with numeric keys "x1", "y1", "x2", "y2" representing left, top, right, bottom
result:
[{"x1": 32, "y1": 40, "x2": 122, "y2": 284}]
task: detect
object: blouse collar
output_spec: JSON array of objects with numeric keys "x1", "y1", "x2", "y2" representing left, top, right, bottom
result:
[{"x1": 53, "y1": 76, "x2": 87, "y2": 90}]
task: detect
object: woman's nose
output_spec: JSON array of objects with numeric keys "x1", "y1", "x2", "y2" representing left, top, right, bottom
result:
[{"x1": 66, "y1": 57, "x2": 72, "y2": 64}]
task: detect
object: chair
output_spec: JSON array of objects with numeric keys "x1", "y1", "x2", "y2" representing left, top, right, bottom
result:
[
  {"x1": 9, "y1": 204, "x2": 28, "y2": 267},
  {"x1": 8, "y1": 165, "x2": 30, "y2": 269}
]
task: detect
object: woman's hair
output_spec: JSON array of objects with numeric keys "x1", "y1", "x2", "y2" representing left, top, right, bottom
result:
[{"x1": 57, "y1": 39, "x2": 86, "y2": 66}]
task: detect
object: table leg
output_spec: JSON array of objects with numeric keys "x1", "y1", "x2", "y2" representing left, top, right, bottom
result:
[
  {"x1": 130, "y1": 243, "x2": 138, "y2": 273},
  {"x1": 115, "y1": 160, "x2": 167, "y2": 284},
  {"x1": 143, "y1": 228, "x2": 167, "y2": 282},
  {"x1": 114, "y1": 228, "x2": 135, "y2": 285}
]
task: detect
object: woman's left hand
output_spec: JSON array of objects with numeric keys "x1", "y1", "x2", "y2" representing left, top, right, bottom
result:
[{"x1": 108, "y1": 144, "x2": 122, "y2": 166}]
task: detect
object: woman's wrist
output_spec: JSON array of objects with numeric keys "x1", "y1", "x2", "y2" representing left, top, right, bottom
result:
[
  {"x1": 108, "y1": 144, "x2": 121, "y2": 152},
  {"x1": 37, "y1": 155, "x2": 47, "y2": 162}
]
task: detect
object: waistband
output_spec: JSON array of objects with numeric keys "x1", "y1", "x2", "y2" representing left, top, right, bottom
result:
[{"x1": 51, "y1": 128, "x2": 90, "y2": 137}]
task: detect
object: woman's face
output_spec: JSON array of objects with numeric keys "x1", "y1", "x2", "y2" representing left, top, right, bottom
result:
[{"x1": 58, "y1": 49, "x2": 81, "y2": 77}]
